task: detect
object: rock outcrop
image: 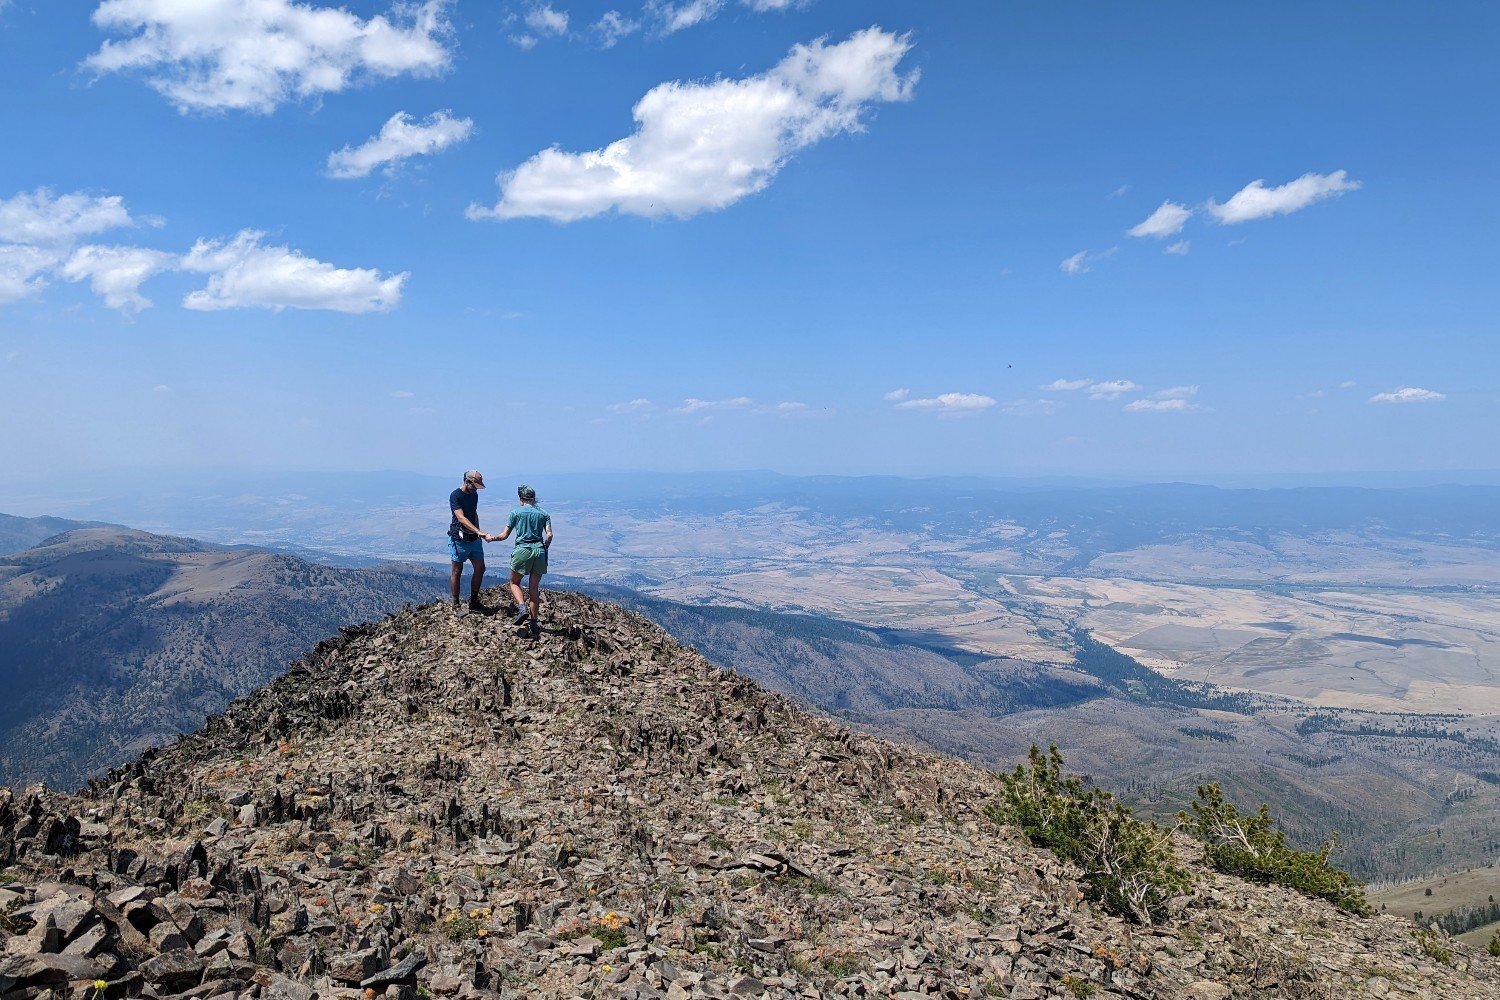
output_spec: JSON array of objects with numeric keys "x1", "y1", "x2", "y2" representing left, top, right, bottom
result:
[{"x1": 2, "y1": 590, "x2": 1496, "y2": 998}]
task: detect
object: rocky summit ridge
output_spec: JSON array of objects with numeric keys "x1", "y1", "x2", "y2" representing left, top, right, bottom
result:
[{"x1": 2, "y1": 590, "x2": 1497, "y2": 1000}]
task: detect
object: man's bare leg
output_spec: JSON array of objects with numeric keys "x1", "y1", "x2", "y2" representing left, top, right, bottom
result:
[
  {"x1": 450, "y1": 561, "x2": 463, "y2": 603},
  {"x1": 470, "y1": 560, "x2": 486, "y2": 602}
]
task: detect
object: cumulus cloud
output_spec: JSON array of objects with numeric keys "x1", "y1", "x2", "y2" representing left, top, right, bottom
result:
[
  {"x1": 1208, "y1": 170, "x2": 1360, "y2": 224},
  {"x1": 1124, "y1": 398, "x2": 1206, "y2": 413},
  {"x1": 1127, "y1": 201, "x2": 1192, "y2": 239},
  {"x1": 326, "y1": 110, "x2": 473, "y2": 179},
  {"x1": 1164, "y1": 240, "x2": 1190, "y2": 256},
  {"x1": 1368, "y1": 387, "x2": 1445, "y2": 404},
  {"x1": 1039, "y1": 378, "x2": 1090, "y2": 391},
  {"x1": 882, "y1": 387, "x2": 910, "y2": 401},
  {"x1": 180, "y1": 230, "x2": 406, "y2": 312},
  {"x1": 896, "y1": 392, "x2": 996, "y2": 415},
  {"x1": 1060, "y1": 247, "x2": 1115, "y2": 275},
  {"x1": 84, "y1": 0, "x2": 454, "y2": 114},
  {"x1": 525, "y1": 3, "x2": 569, "y2": 35},
  {"x1": 60, "y1": 245, "x2": 175, "y2": 313},
  {"x1": 0, "y1": 245, "x2": 56, "y2": 305},
  {"x1": 593, "y1": 10, "x2": 639, "y2": 46},
  {"x1": 0, "y1": 188, "x2": 168, "y2": 310},
  {"x1": 0, "y1": 188, "x2": 135, "y2": 246},
  {"x1": 469, "y1": 27, "x2": 917, "y2": 223},
  {"x1": 1087, "y1": 379, "x2": 1141, "y2": 400}
]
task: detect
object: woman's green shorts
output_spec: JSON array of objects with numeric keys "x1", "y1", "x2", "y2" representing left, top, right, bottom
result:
[{"x1": 510, "y1": 543, "x2": 547, "y2": 576}]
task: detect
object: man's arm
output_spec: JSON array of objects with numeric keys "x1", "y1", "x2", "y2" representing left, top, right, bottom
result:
[{"x1": 453, "y1": 507, "x2": 499, "y2": 542}]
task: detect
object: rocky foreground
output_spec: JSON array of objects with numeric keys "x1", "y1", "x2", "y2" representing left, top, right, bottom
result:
[{"x1": 2, "y1": 591, "x2": 1497, "y2": 999}]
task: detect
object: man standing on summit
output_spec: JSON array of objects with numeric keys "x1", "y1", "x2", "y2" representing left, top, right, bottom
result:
[
  {"x1": 495, "y1": 483, "x2": 552, "y2": 637},
  {"x1": 448, "y1": 470, "x2": 500, "y2": 615}
]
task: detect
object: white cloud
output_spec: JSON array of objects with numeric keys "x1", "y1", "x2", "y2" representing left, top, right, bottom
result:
[
  {"x1": 84, "y1": 0, "x2": 454, "y2": 114},
  {"x1": 774, "y1": 400, "x2": 809, "y2": 411},
  {"x1": 1340, "y1": 380, "x2": 1357, "y2": 389},
  {"x1": 469, "y1": 27, "x2": 917, "y2": 223},
  {"x1": 60, "y1": 244, "x2": 175, "y2": 312},
  {"x1": 1151, "y1": 385, "x2": 1199, "y2": 399},
  {"x1": 390, "y1": 390, "x2": 414, "y2": 398},
  {"x1": 1124, "y1": 398, "x2": 1206, "y2": 413},
  {"x1": 743, "y1": 0, "x2": 802, "y2": 9},
  {"x1": 525, "y1": 3, "x2": 569, "y2": 35},
  {"x1": 1164, "y1": 240, "x2": 1190, "y2": 256},
  {"x1": 1039, "y1": 378, "x2": 1090, "y2": 391},
  {"x1": 1127, "y1": 200, "x2": 1192, "y2": 239},
  {"x1": 896, "y1": 392, "x2": 996, "y2": 415},
  {"x1": 1060, "y1": 246, "x2": 1115, "y2": 275},
  {"x1": 153, "y1": 384, "x2": 172, "y2": 392},
  {"x1": 0, "y1": 188, "x2": 164, "y2": 308},
  {"x1": 608, "y1": 397, "x2": 655, "y2": 414},
  {"x1": 593, "y1": 10, "x2": 639, "y2": 46},
  {"x1": 0, "y1": 245, "x2": 57, "y2": 305},
  {"x1": 327, "y1": 110, "x2": 473, "y2": 179},
  {"x1": 1109, "y1": 185, "x2": 1130, "y2": 199},
  {"x1": 1087, "y1": 379, "x2": 1140, "y2": 400},
  {"x1": 675, "y1": 396, "x2": 753, "y2": 414},
  {"x1": 180, "y1": 230, "x2": 406, "y2": 312},
  {"x1": 0, "y1": 188, "x2": 135, "y2": 246},
  {"x1": 882, "y1": 387, "x2": 910, "y2": 401},
  {"x1": 1208, "y1": 170, "x2": 1360, "y2": 224},
  {"x1": 1368, "y1": 387, "x2": 1445, "y2": 404},
  {"x1": 646, "y1": 0, "x2": 724, "y2": 34}
]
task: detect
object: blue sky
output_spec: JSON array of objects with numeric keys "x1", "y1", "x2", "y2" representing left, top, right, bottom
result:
[{"x1": 0, "y1": 0, "x2": 1495, "y2": 481}]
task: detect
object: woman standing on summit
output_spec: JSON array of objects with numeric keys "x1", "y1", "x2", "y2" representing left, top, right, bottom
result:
[{"x1": 494, "y1": 483, "x2": 552, "y2": 637}]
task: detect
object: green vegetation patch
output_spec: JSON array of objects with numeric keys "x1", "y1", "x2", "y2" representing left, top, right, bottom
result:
[
  {"x1": 988, "y1": 745, "x2": 1189, "y2": 925},
  {"x1": 1185, "y1": 782, "x2": 1370, "y2": 915}
]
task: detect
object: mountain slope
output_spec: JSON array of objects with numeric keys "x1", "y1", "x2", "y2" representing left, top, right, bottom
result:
[
  {"x1": 2, "y1": 591, "x2": 1496, "y2": 999},
  {"x1": 0, "y1": 527, "x2": 443, "y2": 789},
  {"x1": 0, "y1": 513, "x2": 110, "y2": 556}
]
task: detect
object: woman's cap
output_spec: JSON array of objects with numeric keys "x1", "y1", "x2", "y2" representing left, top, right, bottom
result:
[{"x1": 517, "y1": 484, "x2": 537, "y2": 501}]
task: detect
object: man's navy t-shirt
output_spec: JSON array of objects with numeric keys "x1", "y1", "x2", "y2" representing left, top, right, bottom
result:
[{"x1": 449, "y1": 487, "x2": 479, "y2": 538}]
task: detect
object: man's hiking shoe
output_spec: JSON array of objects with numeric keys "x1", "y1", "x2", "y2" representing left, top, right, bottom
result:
[
  {"x1": 468, "y1": 597, "x2": 494, "y2": 615},
  {"x1": 511, "y1": 608, "x2": 530, "y2": 626}
]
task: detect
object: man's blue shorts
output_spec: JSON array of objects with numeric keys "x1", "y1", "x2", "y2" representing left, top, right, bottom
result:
[{"x1": 447, "y1": 536, "x2": 484, "y2": 564}]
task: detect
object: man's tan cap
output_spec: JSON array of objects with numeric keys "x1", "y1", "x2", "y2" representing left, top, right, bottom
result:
[{"x1": 464, "y1": 470, "x2": 486, "y2": 487}]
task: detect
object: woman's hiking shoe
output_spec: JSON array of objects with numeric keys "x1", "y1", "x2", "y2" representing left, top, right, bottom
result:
[
  {"x1": 452, "y1": 599, "x2": 466, "y2": 617},
  {"x1": 511, "y1": 608, "x2": 530, "y2": 626},
  {"x1": 529, "y1": 618, "x2": 541, "y2": 639}
]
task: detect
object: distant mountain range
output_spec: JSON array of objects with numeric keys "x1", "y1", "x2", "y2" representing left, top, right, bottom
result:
[{"x1": 0, "y1": 519, "x2": 444, "y2": 789}]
